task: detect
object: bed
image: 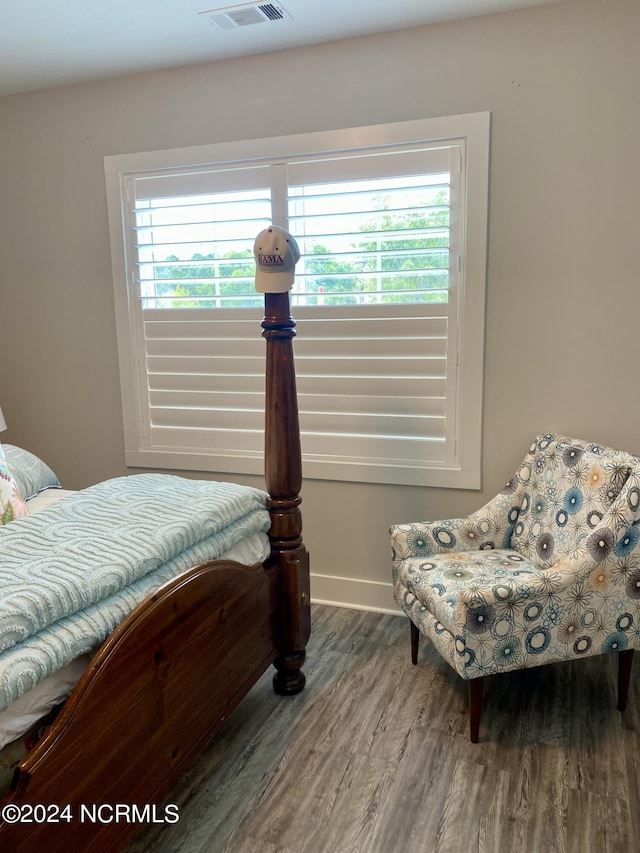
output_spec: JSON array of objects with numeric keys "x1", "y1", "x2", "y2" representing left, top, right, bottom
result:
[{"x1": 0, "y1": 289, "x2": 310, "y2": 852}]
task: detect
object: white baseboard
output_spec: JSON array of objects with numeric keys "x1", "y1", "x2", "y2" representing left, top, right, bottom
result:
[{"x1": 310, "y1": 572, "x2": 402, "y2": 616}]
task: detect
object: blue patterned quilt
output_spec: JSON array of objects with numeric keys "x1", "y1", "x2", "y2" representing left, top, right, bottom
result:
[{"x1": 0, "y1": 474, "x2": 270, "y2": 711}]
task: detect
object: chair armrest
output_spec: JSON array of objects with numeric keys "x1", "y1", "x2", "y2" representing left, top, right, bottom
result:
[
  {"x1": 391, "y1": 517, "x2": 489, "y2": 563},
  {"x1": 390, "y1": 486, "x2": 524, "y2": 567}
]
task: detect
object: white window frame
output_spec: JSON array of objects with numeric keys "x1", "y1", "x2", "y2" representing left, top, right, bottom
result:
[{"x1": 105, "y1": 113, "x2": 490, "y2": 489}]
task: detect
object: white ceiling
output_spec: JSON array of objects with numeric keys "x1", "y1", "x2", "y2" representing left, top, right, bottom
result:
[{"x1": 0, "y1": 0, "x2": 566, "y2": 97}]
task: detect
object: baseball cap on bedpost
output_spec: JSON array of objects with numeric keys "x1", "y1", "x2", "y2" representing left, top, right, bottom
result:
[{"x1": 254, "y1": 225, "x2": 300, "y2": 293}]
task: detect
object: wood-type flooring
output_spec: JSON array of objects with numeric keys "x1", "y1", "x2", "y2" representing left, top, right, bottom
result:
[{"x1": 126, "y1": 604, "x2": 640, "y2": 853}]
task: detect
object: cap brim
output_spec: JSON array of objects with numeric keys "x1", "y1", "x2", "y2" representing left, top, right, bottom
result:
[{"x1": 254, "y1": 269, "x2": 295, "y2": 293}]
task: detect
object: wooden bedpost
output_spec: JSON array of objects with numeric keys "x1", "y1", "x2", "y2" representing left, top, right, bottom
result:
[{"x1": 263, "y1": 290, "x2": 311, "y2": 694}]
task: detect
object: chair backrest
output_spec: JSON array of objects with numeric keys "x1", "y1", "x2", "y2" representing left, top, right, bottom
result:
[{"x1": 509, "y1": 434, "x2": 634, "y2": 568}]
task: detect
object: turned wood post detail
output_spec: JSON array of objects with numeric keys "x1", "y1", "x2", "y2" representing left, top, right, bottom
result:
[{"x1": 263, "y1": 291, "x2": 311, "y2": 695}]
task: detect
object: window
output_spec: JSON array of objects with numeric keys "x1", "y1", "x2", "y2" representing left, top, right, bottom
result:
[{"x1": 105, "y1": 113, "x2": 489, "y2": 487}]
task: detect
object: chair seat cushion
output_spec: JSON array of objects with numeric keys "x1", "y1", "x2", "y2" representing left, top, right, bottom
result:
[
  {"x1": 394, "y1": 544, "x2": 638, "y2": 679},
  {"x1": 397, "y1": 548, "x2": 541, "y2": 635}
]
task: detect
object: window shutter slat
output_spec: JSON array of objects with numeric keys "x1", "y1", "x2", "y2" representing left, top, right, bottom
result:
[
  {"x1": 149, "y1": 426, "x2": 262, "y2": 455},
  {"x1": 297, "y1": 375, "x2": 446, "y2": 399}
]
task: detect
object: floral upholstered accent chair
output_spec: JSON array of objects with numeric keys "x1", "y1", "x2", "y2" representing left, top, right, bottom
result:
[{"x1": 391, "y1": 434, "x2": 640, "y2": 742}]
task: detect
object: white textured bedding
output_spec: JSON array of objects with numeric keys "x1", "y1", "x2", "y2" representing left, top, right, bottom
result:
[{"x1": 0, "y1": 488, "x2": 270, "y2": 750}]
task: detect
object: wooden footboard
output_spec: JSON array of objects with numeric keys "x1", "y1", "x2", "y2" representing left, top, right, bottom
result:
[
  {"x1": 0, "y1": 558, "x2": 279, "y2": 852},
  {"x1": 0, "y1": 282, "x2": 310, "y2": 852}
]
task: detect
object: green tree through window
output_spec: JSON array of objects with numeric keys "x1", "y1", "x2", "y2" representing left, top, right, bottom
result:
[{"x1": 149, "y1": 188, "x2": 450, "y2": 308}]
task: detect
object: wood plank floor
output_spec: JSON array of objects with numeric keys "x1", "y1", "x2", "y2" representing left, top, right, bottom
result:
[{"x1": 125, "y1": 604, "x2": 640, "y2": 853}]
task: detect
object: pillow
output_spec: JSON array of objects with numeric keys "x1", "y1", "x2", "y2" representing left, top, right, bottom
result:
[
  {"x1": 0, "y1": 443, "x2": 29, "y2": 524},
  {"x1": 1, "y1": 444, "x2": 60, "y2": 501}
]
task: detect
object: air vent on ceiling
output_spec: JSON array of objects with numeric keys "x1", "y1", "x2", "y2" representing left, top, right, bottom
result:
[{"x1": 199, "y1": 3, "x2": 291, "y2": 30}]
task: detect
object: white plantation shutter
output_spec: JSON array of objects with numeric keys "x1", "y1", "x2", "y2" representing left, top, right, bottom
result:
[
  {"x1": 143, "y1": 308, "x2": 265, "y2": 464},
  {"x1": 105, "y1": 114, "x2": 489, "y2": 486},
  {"x1": 293, "y1": 304, "x2": 451, "y2": 478},
  {"x1": 113, "y1": 164, "x2": 272, "y2": 472},
  {"x1": 285, "y1": 144, "x2": 458, "y2": 482}
]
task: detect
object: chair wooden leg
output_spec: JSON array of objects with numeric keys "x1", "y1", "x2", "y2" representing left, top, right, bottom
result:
[
  {"x1": 618, "y1": 648, "x2": 634, "y2": 711},
  {"x1": 410, "y1": 620, "x2": 420, "y2": 665},
  {"x1": 469, "y1": 677, "x2": 484, "y2": 743}
]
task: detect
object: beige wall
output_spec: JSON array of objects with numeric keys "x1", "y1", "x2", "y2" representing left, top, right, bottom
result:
[{"x1": 1, "y1": 0, "x2": 639, "y2": 611}]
